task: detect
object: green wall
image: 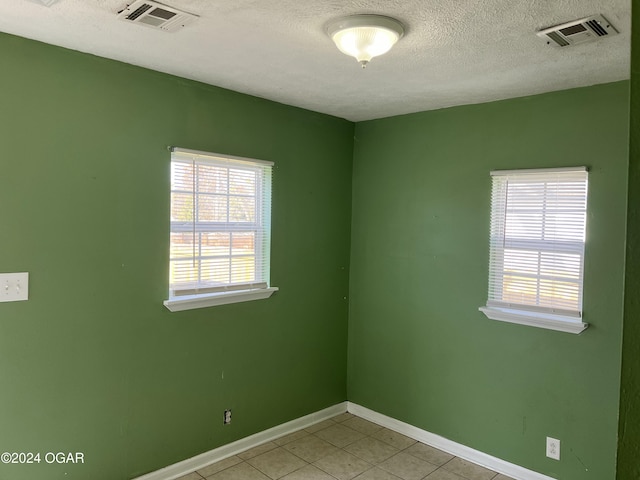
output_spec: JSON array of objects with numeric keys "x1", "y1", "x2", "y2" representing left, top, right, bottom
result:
[
  {"x1": 617, "y1": 4, "x2": 640, "y2": 479},
  {"x1": 0, "y1": 33, "x2": 353, "y2": 480},
  {"x1": 349, "y1": 82, "x2": 629, "y2": 480},
  {"x1": 0, "y1": 25, "x2": 634, "y2": 480}
]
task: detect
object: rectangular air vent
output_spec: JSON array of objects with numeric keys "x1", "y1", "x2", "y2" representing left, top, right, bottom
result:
[
  {"x1": 537, "y1": 14, "x2": 618, "y2": 47},
  {"x1": 117, "y1": 0, "x2": 198, "y2": 32}
]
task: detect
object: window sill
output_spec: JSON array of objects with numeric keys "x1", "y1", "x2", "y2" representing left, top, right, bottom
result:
[
  {"x1": 164, "y1": 287, "x2": 279, "y2": 312},
  {"x1": 479, "y1": 306, "x2": 588, "y2": 334}
]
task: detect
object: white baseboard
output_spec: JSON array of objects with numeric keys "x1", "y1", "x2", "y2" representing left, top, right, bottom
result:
[
  {"x1": 132, "y1": 402, "x2": 348, "y2": 480},
  {"x1": 347, "y1": 402, "x2": 557, "y2": 480},
  {"x1": 133, "y1": 401, "x2": 556, "y2": 480}
]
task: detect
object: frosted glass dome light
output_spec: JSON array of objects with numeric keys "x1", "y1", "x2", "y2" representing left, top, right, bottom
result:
[{"x1": 326, "y1": 15, "x2": 405, "y2": 68}]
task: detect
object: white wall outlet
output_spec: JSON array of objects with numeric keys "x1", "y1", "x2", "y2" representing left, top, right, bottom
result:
[
  {"x1": 0, "y1": 272, "x2": 29, "y2": 302},
  {"x1": 223, "y1": 409, "x2": 232, "y2": 425},
  {"x1": 546, "y1": 436, "x2": 560, "y2": 460}
]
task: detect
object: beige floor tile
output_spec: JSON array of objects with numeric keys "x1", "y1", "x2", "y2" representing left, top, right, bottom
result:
[
  {"x1": 315, "y1": 423, "x2": 366, "y2": 448},
  {"x1": 377, "y1": 452, "x2": 438, "y2": 480},
  {"x1": 239, "y1": 442, "x2": 279, "y2": 460},
  {"x1": 175, "y1": 415, "x2": 513, "y2": 480},
  {"x1": 197, "y1": 456, "x2": 243, "y2": 477},
  {"x1": 314, "y1": 450, "x2": 372, "y2": 480},
  {"x1": 247, "y1": 447, "x2": 307, "y2": 479},
  {"x1": 275, "y1": 430, "x2": 311, "y2": 446},
  {"x1": 283, "y1": 433, "x2": 340, "y2": 463},
  {"x1": 333, "y1": 412, "x2": 356, "y2": 423},
  {"x1": 353, "y1": 467, "x2": 403, "y2": 479},
  {"x1": 404, "y1": 443, "x2": 454, "y2": 466},
  {"x1": 344, "y1": 436, "x2": 399, "y2": 464},
  {"x1": 441, "y1": 458, "x2": 497, "y2": 480},
  {"x1": 371, "y1": 428, "x2": 417, "y2": 450},
  {"x1": 176, "y1": 473, "x2": 204, "y2": 480},
  {"x1": 342, "y1": 417, "x2": 384, "y2": 435},
  {"x1": 207, "y1": 462, "x2": 271, "y2": 480},
  {"x1": 280, "y1": 464, "x2": 337, "y2": 480},
  {"x1": 423, "y1": 469, "x2": 468, "y2": 480},
  {"x1": 305, "y1": 419, "x2": 337, "y2": 433}
]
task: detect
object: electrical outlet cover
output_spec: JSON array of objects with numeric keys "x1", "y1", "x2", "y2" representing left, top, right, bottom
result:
[{"x1": 546, "y1": 437, "x2": 560, "y2": 460}]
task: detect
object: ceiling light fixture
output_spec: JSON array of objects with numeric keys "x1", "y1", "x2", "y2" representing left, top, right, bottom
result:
[{"x1": 326, "y1": 14, "x2": 405, "y2": 68}]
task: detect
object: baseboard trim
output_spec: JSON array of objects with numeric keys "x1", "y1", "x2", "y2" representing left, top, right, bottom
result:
[
  {"x1": 347, "y1": 402, "x2": 557, "y2": 480},
  {"x1": 132, "y1": 402, "x2": 348, "y2": 480},
  {"x1": 133, "y1": 401, "x2": 556, "y2": 480}
]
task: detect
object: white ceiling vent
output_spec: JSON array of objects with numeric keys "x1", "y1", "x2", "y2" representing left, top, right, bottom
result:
[
  {"x1": 117, "y1": 0, "x2": 198, "y2": 32},
  {"x1": 537, "y1": 15, "x2": 618, "y2": 47}
]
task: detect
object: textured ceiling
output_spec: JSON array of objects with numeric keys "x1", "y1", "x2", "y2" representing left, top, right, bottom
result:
[{"x1": 0, "y1": 0, "x2": 631, "y2": 121}]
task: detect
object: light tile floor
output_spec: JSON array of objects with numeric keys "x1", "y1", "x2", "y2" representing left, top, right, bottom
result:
[{"x1": 177, "y1": 413, "x2": 516, "y2": 480}]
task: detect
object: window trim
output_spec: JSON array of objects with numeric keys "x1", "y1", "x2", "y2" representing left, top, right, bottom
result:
[
  {"x1": 165, "y1": 147, "x2": 277, "y2": 312},
  {"x1": 479, "y1": 306, "x2": 588, "y2": 334},
  {"x1": 479, "y1": 166, "x2": 589, "y2": 334},
  {"x1": 164, "y1": 286, "x2": 279, "y2": 312}
]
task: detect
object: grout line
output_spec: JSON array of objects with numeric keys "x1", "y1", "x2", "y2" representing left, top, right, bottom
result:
[{"x1": 193, "y1": 413, "x2": 502, "y2": 480}]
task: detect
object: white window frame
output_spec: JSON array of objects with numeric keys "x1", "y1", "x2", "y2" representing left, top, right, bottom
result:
[
  {"x1": 164, "y1": 147, "x2": 278, "y2": 312},
  {"x1": 479, "y1": 167, "x2": 589, "y2": 334}
]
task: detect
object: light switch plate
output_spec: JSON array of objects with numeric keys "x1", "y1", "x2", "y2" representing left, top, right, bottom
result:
[{"x1": 0, "y1": 272, "x2": 29, "y2": 302}]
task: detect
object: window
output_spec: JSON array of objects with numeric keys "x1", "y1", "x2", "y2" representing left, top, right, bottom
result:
[
  {"x1": 163, "y1": 148, "x2": 277, "y2": 312},
  {"x1": 479, "y1": 167, "x2": 589, "y2": 334}
]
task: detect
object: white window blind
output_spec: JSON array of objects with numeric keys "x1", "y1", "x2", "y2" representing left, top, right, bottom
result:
[
  {"x1": 484, "y1": 167, "x2": 588, "y2": 322},
  {"x1": 169, "y1": 148, "x2": 273, "y2": 299}
]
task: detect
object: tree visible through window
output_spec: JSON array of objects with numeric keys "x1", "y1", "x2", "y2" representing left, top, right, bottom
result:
[{"x1": 168, "y1": 148, "x2": 273, "y2": 299}]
